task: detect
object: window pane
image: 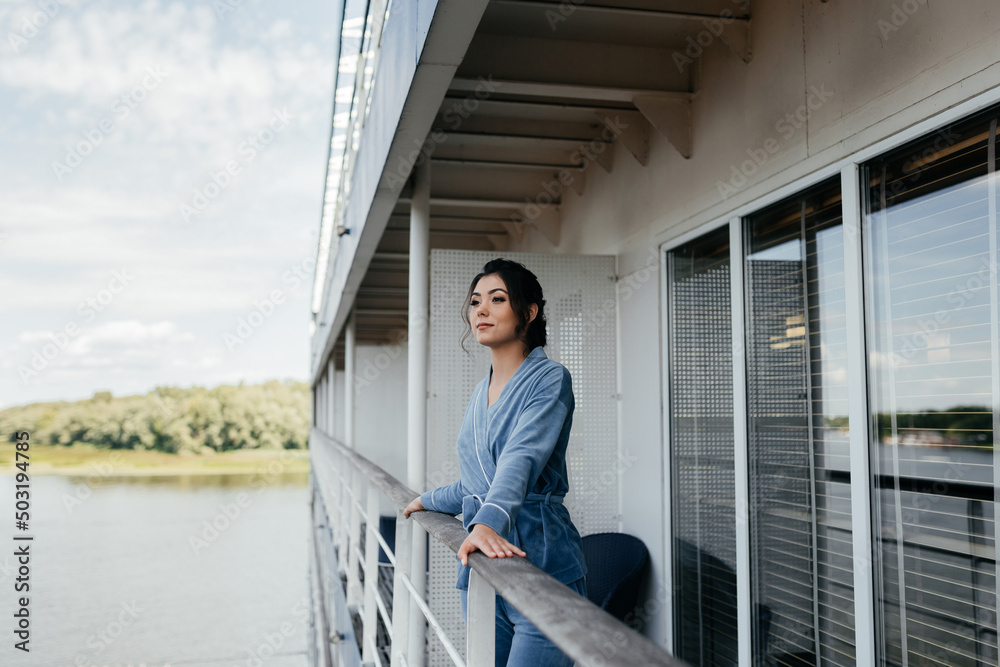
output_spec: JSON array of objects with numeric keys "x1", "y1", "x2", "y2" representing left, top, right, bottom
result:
[
  {"x1": 744, "y1": 178, "x2": 856, "y2": 666},
  {"x1": 865, "y1": 111, "x2": 1000, "y2": 667},
  {"x1": 668, "y1": 227, "x2": 739, "y2": 666}
]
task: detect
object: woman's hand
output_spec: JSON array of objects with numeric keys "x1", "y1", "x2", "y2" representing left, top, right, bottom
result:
[
  {"x1": 457, "y1": 524, "x2": 527, "y2": 566},
  {"x1": 403, "y1": 496, "x2": 424, "y2": 518}
]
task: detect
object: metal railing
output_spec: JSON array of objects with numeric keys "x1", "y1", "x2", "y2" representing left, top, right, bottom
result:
[{"x1": 307, "y1": 427, "x2": 688, "y2": 667}]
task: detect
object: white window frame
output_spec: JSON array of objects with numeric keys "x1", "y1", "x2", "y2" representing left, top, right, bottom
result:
[{"x1": 659, "y1": 83, "x2": 1000, "y2": 665}]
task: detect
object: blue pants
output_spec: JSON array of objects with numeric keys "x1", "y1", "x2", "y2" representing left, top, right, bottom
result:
[{"x1": 461, "y1": 578, "x2": 587, "y2": 667}]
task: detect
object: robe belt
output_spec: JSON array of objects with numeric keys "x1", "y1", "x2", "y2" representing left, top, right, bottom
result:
[{"x1": 461, "y1": 491, "x2": 564, "y2": 532}]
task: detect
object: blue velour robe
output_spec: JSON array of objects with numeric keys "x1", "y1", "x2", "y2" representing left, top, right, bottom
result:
[{"x1": 420, "y1": 346, "x2": 587, "y2": 590}]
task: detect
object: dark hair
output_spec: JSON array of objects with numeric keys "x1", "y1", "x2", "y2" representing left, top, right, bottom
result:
[{"x1": 461, "y1": 258, "x2": 547, "y2": 356}]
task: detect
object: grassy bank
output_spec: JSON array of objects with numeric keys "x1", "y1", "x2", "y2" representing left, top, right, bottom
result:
[{"x1": 0, "y1": 443, "x2": 310, "y2": 476}]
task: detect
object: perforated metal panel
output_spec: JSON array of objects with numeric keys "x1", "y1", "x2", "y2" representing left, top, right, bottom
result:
[{"x1": 425, "y1": 250, "x2": 619, "y2": 665}]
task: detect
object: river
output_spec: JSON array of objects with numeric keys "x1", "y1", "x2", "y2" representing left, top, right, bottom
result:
[{"x1": 0, "y1": 471, "x2": 310, "y2": 667}]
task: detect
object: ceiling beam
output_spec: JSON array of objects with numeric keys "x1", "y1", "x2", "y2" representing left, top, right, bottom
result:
[
  {"x1": 393, "y1": 197, "x2": 526, "y2": 209},
  {"x1": 439, "y1": 130, "x2": 606, "y2": 149},
  {"x1": 439, "y1": 96, "x2": 634, "y2": 119},
  {"x1": 450, "y1": 78, "x2": 678, "y2": 105},
  {"x1": 431, "y1": 157, "x2": 582, "y2": 170},
  {"x1": 595, "y1": 109, "x2": 648, "y2": 165},
  {"x1": 456, "y1": 35, "x2": 690, "y2": 93},
  {"x1": 633, "y1": 93, "x2": 693, "y2": 159},
  {"x1": 370, "y1": 252, "x2": 408, "y2": 262},
  {"x1": 490, "y1": 0, "x2": 750, "y2": 23}
]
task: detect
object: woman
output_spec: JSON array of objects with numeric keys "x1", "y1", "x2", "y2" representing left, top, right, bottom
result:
[{"x1": 403, "y1": 258, "x2": 587, "y2": 667}]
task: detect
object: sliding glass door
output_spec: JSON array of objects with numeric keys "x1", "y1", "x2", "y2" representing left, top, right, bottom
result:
[
  {"x1": 666, "y1": 104, "x2": 1000, "y2": 666},
  {"x1": 864, "y1": 111, "x2": 1000, "y2": 667},
  {"x1": 667, "y1": 227, "x2": 739, "y2": 666},
  {"x1": 744, "y1": 179, "x2": 856, "y2": 666}
]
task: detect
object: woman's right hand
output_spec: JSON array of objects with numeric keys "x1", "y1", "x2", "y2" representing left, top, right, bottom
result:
[{"x1": 403, "y1": 496, "x2": 424, "y2": 518}]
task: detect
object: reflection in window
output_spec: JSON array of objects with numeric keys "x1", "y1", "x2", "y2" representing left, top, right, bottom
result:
[
  {"x1": 744, "y1": 179, "x2": 856, "y2": 665},
  {"x1": 865, "y1": 111, "x2": 1000, "y2": 666},
  {"x1": 667, "y1": 227, "x2": 739, "y2": 666}
]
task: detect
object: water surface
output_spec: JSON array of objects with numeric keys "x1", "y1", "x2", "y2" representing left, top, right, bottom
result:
[{"x1": 0, "y1": 471, "x2": 310, "y2": 667}]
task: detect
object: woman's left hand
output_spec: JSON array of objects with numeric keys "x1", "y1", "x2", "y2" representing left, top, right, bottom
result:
[{"x1": 457, "y1": 524, "x2": 526, "y2": 566}]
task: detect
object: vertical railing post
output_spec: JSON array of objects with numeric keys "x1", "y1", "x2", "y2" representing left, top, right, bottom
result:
[
  {"x1": 408, "y1": 153, "x2": 431, "y2": 667},
  {"x1": 345, "y1": 310, "x2": 356, "y2": 449},
  {"x1": 334, "y1": 354, "x2": 337, "y2": 438},
  {"x1": 340, "y1": 311, "x2": 356, "y2": 579},
  {"x1": 467, "y1": 568, "x2": 495, "y2": 665},
  {"x1": 336, "y1": 462, "x2": 352, "y2": 576},
  {"x1": 390, "y1": 509, "x2": 413, "y2": 667},
  {"x1": 347, "y1": 466, "x2": 364, "y2": 607},
  {"x1": 317, "y1": 377, "x2": 324, "y2": 433},
  {"x1": 327, "y1": 449, "x2": 343, "y2": 563},
  {"x1": 326, "y1": 374, "x2": 332, "y2": 434},
  {"x1": 324, "y1": 374, "x2": 331, "y2": 434},
  {"x1": 361, "y1": 484, "x2": 381, "y2": 663},
  {"x1": 310, "y1": 485, "x2": 335, "y2": 667}
]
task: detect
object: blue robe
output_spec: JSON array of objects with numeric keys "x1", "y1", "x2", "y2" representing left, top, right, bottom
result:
[{"x1": 420, "y1": 346, "x2": 587, "y2": 590}]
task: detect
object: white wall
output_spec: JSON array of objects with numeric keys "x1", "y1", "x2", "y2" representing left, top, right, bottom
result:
[
  {"x1": 514, "y1": 0, "x2": 1000, "y2": 268},
  {"x1": 508, "y1": 0, "x2": 1000, "y2": 647},
  {"x1": 354, "y1": 344, "x2": 410, "y2": 515},
  {"x1": 616, "y1": 256, "x2": 669, "y2": 645},
  {"x1": 332, "y1": 369, "x2": 345, "y2": 443}
]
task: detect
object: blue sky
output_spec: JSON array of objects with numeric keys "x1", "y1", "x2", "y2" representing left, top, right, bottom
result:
[{"x1": 0, "y1": 0, "x2": 336, "y2": 408}]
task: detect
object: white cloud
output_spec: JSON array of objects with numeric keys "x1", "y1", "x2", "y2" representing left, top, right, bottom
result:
[
  {"x1": 19, "y1": 319, "x2": 191, "y2": 353},
  {"x1": 0, "y1": 0, "x2": 333, "y2": 407},
  {"x1": 2, "y1": 1, "x2": 331, "y2": 151}
]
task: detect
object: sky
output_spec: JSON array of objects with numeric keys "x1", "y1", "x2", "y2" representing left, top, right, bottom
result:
[{"x1": 0, "y1": 0, "x2": 337, "y2": 409}]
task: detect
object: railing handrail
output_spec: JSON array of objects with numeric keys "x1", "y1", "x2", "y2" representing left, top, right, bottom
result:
[{"x1": 310, "y1": 428, "x2": 688, "y2": 667}]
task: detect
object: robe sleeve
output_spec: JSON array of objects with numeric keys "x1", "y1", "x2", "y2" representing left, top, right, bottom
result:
[
  {"x1": 468, "y1": 366, "x2": 571, "y2": 537},
  {"x1": 420, "y1": 479, "x2": 465, "y2": 516}
]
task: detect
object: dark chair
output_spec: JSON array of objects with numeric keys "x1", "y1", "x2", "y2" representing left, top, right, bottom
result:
[
  {"x1": 674, "y1": 539, "x2": 771, "y2": 667},
  {"x1": 378, "y1": 515, "x2": 396, "y2": 564},
  {"x1": 581, "y1": 532, "x2": 650, "y2": 629}
]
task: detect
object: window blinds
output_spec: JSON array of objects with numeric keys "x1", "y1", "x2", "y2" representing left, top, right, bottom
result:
[
  {"x1": 744, "y1": 178, "x2": 857, "y2": 666},
  {"x1": 668, "y1": 227, "x2": 740, "y2": 666},
  {"x1": 864, "y1": 110, "x2": 1000, "y2": 667}
]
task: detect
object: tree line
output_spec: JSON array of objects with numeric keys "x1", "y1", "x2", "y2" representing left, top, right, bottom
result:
[{"x1": 1, "y1": 380, "x2": 309, "y2": 454}]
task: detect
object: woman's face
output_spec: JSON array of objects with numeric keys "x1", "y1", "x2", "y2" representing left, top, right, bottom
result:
[{"x1": 469, "y1": 274, "x2": 524, "y2": 350}]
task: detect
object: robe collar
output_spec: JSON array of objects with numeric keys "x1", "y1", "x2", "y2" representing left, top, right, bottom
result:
[
  {"x1": 484, "y1": 346, "x2": 547, "y2": 414},
  {"x1": 475, "y1": 346, "x2": 548, "y2": 471}
]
